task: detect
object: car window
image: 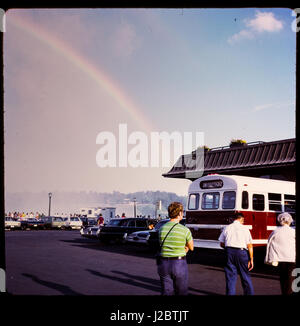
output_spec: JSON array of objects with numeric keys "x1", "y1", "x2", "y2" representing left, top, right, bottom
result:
[
  {"x1": 135, "y1": 220, "x2": 148, "y2": 227},
  {"x1": 108, "y1": 219, "x2": 123, "y2": 226},
  {"x1": 127, "y1": 220, "x2": 136, "y2": 227},
  {"x1": 119, "y1": 219, "x2": 131, "y2": 226},
  {"x1": 54, "y1": 217, "x2": 63, "y2": 221}
]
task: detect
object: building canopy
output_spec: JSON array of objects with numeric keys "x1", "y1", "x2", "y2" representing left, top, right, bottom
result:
[{"x1": 163, "y1": 138, "x2": 295, "y2": 182}]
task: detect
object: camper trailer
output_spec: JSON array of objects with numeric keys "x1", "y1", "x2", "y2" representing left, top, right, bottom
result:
[{"x1": 80, "y1": 207, "x2": 116, "y2": 224}]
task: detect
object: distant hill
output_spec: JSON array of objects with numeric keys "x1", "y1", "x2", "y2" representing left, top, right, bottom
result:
[{"x1": 5, "y1": 191, "x2": 187, "y2": 217}]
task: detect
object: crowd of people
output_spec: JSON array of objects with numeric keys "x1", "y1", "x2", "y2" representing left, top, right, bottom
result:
[
  {"x1": 5, "y1": 211, "x2": 85, "y2": 220},
  {"x1": 6, "y1": 211, "x2": 44, "y2": 220}
]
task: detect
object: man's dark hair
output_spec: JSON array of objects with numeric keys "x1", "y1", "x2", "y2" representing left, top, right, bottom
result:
[{"x1": 235, "y1": 212, "x2": 244, "y2": 219}]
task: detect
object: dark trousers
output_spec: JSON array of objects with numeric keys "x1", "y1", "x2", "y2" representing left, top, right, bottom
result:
[
  {"x1": 224, "y1": 247, "x2": 254, "y2": 295},
  {"x1": 157, "y1": 258, "x2": 188, "y2": 295},
  {"x1": 279, "y1": 262, "x2": 296, "y2": 295}
]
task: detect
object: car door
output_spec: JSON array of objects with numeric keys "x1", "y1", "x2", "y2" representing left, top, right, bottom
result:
[{"x1": 125, "y1": 219, "x2": 136, "y2": 236}]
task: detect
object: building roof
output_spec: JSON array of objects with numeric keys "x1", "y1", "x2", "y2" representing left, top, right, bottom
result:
[{"x1": 163, "y1": 138, "x2": 296, "y2": 180}]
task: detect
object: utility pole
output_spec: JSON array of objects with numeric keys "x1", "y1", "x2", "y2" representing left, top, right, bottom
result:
[
  {"x1": 133, "y1": 197, "x2": 137, "y2": 218},
  {"x1": 48, "y1": 192, "x2": 52, "y2": 217}
]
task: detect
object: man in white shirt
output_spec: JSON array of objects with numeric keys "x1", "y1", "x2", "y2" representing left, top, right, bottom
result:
[{"x1": 218, "y1": 213, "x2": 254, "y2": 295}]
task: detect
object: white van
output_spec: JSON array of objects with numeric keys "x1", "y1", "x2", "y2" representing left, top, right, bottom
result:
[{"x1": 63, "y1": 217, "x2": 83, "y2": 230}]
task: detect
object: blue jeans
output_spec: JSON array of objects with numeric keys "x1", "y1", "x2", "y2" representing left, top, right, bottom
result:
[
  {"x1": 224, "y1": 247, "x2": 254, "y2": 295},
  {"x1": 157, "y1": 258, "x2": 188, "y2": 295}
]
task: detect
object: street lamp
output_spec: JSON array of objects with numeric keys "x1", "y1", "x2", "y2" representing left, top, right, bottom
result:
[
  {"x1": 48, "y1": 192, "x2": 52, "y2": 217},
  {"x1": 133, "y1": 197, "x2": 137, "y2": 218}
]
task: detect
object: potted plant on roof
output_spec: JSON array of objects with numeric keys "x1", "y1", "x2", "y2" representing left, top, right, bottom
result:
[
  {"x1": 198, "y1": 145, "x2": 210, "y2": 152},
  {"x1": 192, "y1": 145, "x2": 210, "y2": 159},
  {"x1": 229, "y1": 139, "x2": 247, "y2": 148}
]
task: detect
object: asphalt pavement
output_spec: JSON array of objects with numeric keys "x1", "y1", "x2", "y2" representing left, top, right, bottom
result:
[{"x1": 4, "y1": 230, "x2": 281, "y2": 295}]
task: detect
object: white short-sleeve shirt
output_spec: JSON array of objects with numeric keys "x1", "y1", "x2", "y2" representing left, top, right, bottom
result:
[{"x1": 218, "y1": 220, "x2": 252, "y2": 249}]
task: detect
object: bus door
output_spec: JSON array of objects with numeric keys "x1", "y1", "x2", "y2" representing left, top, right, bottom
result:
[{"x1": 251, "y1": 193, "x2": 267, "y2": 240}]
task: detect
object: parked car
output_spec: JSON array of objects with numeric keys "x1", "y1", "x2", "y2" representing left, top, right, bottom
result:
[
  {"x1": 80, "y1": 219, "x2": 98, "y2": 237},
  {"x1": 126, "y1": 230, "x2": 151, "y2": 245},
  {"x1": 147, "y1": 218, "x2": 186, "y2": 251},
  {"x1": 80, "y1": 217, "x2": 97, "y2": 228},
  {"x1": 20, "y1": 218, "x2": 45, "y2": 230},
  {"x1": 89, "y1": 225, "x2": 102, "y2": 238},
  {"x1": 98, "y1": 218, "x2": 154, "y2": 244},
  {"x1": 63, "y1": 217, "x2": 83, "y2": 230},
  {"x1": 5, "y1": 217, "x2": 21, "y2": 230},
  {"x1": 126, "y1": 218, "x2": 168, "y2": 246},
  {"x1": 42, "y1": 216, "x2": 65, "y2": 229},
  {"x1": 80, "y1": 225, "x2": 101, "y2": 238}
]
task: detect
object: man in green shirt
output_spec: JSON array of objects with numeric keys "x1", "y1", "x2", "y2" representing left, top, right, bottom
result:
[{"x1": 157, "y1": 202, "x2": 194, "y2": 295}]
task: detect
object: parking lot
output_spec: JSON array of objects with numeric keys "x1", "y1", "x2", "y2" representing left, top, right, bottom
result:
[{"x1": 5, "y1": 230, "x2": 282, "y2": 295}]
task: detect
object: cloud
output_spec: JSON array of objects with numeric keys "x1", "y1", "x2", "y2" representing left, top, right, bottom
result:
[
  {"x1": 246, "y1": 11, "x2": 283, "y2": 33},
  {"x1": 228, "y1": 11, "x2": 284, "y2": 44},
  {"x1": 252, "y1": 101, "x2": 294, "y2": 112},
  {"x1": 253, "y1": 103, "x2": 274, "y2": 112},
  {"x1": 228, "y1": 29, "x2": 255, "y2": 44}
]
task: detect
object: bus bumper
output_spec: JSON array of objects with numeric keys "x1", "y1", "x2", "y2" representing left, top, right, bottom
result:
[{"x1": 193, "y1": 239, "x2": 223, "y2": 249}]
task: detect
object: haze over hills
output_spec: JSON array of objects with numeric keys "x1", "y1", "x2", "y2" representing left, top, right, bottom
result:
[{"x1": 5, "y1": 191, "x2": 187, "y2": 217}]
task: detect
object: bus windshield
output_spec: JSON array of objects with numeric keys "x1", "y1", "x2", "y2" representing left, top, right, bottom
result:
[
  {"x1": 202, "y1": 192, "x2": 220, "y2": 210},
  {"x1": 222, "y1": 191, "x2": 236, "y2": 209}
]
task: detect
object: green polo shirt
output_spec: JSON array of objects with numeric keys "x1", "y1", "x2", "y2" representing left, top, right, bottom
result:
[{"x1": 159, "y1": 221, "x2": 193, "y2": 258}]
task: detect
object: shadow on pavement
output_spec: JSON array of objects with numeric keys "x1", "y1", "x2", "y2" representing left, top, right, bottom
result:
[
  {"x1": 86, "y1": 269, "x2": 221, "y2": 295},
  {"x1": 62, "y1": 237, "x2": 279, "y2": 278},
  {"x1": 60, "y1": 237, "x2": 154, "y2": 259},
  {"x1": 86, "y1": 268, "x2": 161, "y2": 294},
  {"x1": 22, "y1": 273, "x2": 82, "y2": 295}
]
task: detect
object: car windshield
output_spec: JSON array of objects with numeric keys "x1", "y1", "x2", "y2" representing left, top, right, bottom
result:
[{"x1": 108, "y1": 219, "x2": 123, "y2": 226}]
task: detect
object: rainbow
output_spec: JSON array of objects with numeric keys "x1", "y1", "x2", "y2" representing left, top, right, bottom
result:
[{"x1": 7, "y1": 12, "x2": 154, "y2": 133}]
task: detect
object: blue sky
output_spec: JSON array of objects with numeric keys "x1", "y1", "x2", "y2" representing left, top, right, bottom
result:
[{"x1": 4, "y1": 8, "x2": 296, "y2": 196}]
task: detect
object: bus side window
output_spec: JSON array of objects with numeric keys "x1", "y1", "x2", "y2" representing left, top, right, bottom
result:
[
  {"x1": 268, "y1": 193, "x2": 282, "y2": 211},
  {"x1": 188, "y1": 194, "x2": 199, "y2": 210},
  {"x1": 284, "y1": 194, "x2": 295, "y2": 213},
  {"x1": 242, "y1": 191, "x2": 249, "y2": 209},
  {"x1": 253, "y1": 194, "x2": 265, "y2": 211}
]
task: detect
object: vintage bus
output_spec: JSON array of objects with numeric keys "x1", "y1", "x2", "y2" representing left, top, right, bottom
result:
[{"x1": 186, "y1": 174, "x2": 295, "y2": 249}]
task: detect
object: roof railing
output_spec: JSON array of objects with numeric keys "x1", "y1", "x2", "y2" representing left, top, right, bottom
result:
[{"x1": 206, "y1": 141, "x2": 265, "y2": 152}]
